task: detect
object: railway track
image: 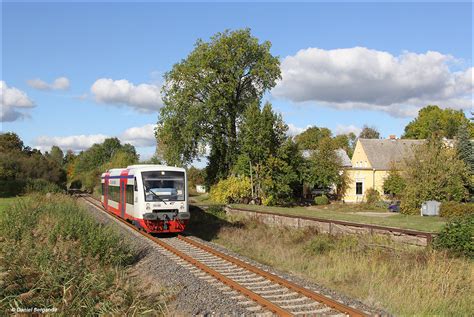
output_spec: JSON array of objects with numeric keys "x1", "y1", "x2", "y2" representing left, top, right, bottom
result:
[{"x1": 79, "y1": 194, "x2": 369, "y2": 317}]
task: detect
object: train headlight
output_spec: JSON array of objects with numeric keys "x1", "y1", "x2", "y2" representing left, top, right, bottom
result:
[{"x1": 146, "y1": 203, "x2": 151, "y2": 210}]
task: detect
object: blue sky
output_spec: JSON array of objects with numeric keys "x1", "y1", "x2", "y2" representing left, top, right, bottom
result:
[{"x1": 1, "y1": 1, "x2": 473, "y2": 164}]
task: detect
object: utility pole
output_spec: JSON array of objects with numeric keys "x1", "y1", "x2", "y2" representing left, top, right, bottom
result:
[{"x1": 249, "y1": 160, "x2": 254, "y2": 198}]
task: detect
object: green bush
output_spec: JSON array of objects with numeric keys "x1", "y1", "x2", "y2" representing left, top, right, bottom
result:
[
  {"x1": 304, "y1": 235, "x2": 335, "y2": 254},
  {"x1": 25, "y1": 179, "x2": 63, "y2": 194},
  {"x1": 439, "y1": 202, "x2": 474, "y2": 219},
  {"x1": 0, "y1": 179, "x2": 26, "y2": 197},
  {"x1": 314, "y1": 195, "x2": 329, "y2": 205},
  {"x1": 433, "y1": 214, "x2": 474, "y2": 258},
  {"x1": 210, "y1": 176, "x2": 251, "y2": 204},
  {"x1": 365, "y1": 188, "x2": 381, "y2": 204}
]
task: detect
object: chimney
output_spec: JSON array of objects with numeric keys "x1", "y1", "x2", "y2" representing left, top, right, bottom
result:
[{"x1": 389, "y1": 135, "x2": 396, "y2": 140}]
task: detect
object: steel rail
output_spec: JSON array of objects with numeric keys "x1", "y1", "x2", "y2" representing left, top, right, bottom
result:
[
  {"x1": 178, "y1": 235, "x2": 367, "y2": 317},
  {"x1": 79, "y1": 195, "x2": 293, "y2": 316}
]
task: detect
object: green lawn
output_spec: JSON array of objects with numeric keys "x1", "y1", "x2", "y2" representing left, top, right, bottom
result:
[
  {"x1": 229, "y1": 203, "x2": 446, "y2": 232},
  {"x1": 0, "y1": 197, "x2": 21, "y2": 213}
]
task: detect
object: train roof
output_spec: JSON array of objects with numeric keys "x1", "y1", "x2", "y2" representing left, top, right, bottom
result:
[{"x1": 101, "y1": 164, "x2": 186, "y2": 177}]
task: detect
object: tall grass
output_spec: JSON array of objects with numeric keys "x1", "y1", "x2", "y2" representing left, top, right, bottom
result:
[
  {"x1": 212, "y1": 214, "x2": 474, "y2": 315},
  {"x1": 0, "y1": 195, "x2": 168, "y2": 315}
]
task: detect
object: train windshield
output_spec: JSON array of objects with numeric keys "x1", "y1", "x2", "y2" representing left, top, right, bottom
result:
[{"x1": 142, "y1": 171, "x2": 185, "y2": 202}]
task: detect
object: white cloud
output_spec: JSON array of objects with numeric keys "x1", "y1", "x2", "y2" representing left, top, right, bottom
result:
[
  {"x1": 287, "y1": 123, "x2": 311, "y2": 136},
  {"x1": 33, "y1": 123, "x2": 158, "y2": 152},
  {"x1": 91, "y1": 78, "x2": 163, "y2": 112},
  {"x1": 34, "y1": 134, "x2": 109, "y2": 152},
  {"x1": 273, "y1": 47, "x2": 473, "y2": 117},
  {"x1": 0, "y1": 81, "x2": 35, "y2": 122},
  {"x1": 335, "y1": 124, "x2": 362, "y2": 136},
  {"x1": 120, "y1": 124, "x2": 157, "y2": 147},
  {"x1": 27, "y1": 77, "x2": 70, "y2": 90}
]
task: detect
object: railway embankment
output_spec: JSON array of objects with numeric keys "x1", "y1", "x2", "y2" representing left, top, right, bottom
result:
[{"x1": 224, "y1": 205, "x2": 433, "y2": 246}]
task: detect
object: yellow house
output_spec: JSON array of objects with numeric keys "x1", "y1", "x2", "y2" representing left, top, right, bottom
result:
[{"x1": 343, "y1": 138, "x2": 424, "y2": 203}]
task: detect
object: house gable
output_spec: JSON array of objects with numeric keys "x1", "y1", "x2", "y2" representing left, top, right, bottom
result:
[{"x1": 351, "y1": 139, "x2": 372, "y2": 169}]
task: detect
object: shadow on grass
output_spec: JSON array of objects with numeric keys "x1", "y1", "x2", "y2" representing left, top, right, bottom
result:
[{"x1": 184, "y1": 204, "x2": 244, "y2": 241}]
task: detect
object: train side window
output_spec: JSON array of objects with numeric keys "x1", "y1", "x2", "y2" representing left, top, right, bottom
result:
[{"x1": 134, "y1": 177, "x2": 138, "y2": 191}]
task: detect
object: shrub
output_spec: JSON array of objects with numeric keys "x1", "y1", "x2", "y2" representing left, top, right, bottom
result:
[
  {"x1": 0, "y1": 179, "x2": 26, "y2": 197},
  {"x1": 25, "y1": 179, "x2": 63, "y2": 194},
  {"x1": 439, "y1": 201, "x2": 474, "y2": 219},
  {"x1": 314, "y1": 195, "x2": 329, "y2": 205},
  {"x1": 365, "y1": 188, "x2": 381, "y2": 204},
  {"x1": 304, "y1": 235, "x2": 335, "y2": 254},
  {"x1": 210, "y1": 176, "x2": 251, "y2": 204},
  {"x1": 383, "y1": 167, "x2": 406, "y2": 198},
  {"x1": 433, "y1": 214, "x2": 474, "y2": 258}
]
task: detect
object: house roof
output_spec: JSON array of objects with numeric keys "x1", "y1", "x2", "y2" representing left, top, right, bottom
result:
[
  {"x1": 302, "y1": 148, "x2": 352, "y2": 167},
  {"x1": 358, "y1": 138, "x2": 425, "y2": 170}
]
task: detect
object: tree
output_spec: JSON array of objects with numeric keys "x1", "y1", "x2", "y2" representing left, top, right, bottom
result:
[
  {"x1": 304, "y1": 138, "x2": 343, "y2": 190},
  {"x1": 332, "y1": 133, "x2": 357, "y2": 158},
  {"x1": 187, "y1": 166, "x2": 205, "y2": 190},
  {"x1": 383, "y1": 165, "x2": 406, "y2": 198},
  {"x1": 157, "y1": 29, "x2": 281, "y2": 185},
  {"x1": 400, "y1": 138, "x2": 471, "y2": 215},
  {"x1": 0, "y1": 132, "x2": 24, "y2": 152},
  {"x1": 73, "y1": 138, "x2": 139, "y2": 191},
  {"x1": 403, "y1": 105, "x2": 474, "y2": 139},
  {"x1": 359, "y1": 125, "x2": 380, "y2": 139},
  {"x1": 456, "y1": 123, "x2": 473, "y2": 172},
  {"x1": 294, "y1": 126, "x2": 332, "y2": 150},
  {"x1": 49, "y1": 146, "x2": 64, "y2": 167},
  {"x1": 239, "y1": 101, "x2": 287, "y2": 168},
  {"x1": 260, "y1": 156, "x2": 298, "y2": 205}
]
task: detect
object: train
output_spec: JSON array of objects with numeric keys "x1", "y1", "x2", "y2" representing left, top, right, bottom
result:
[{"x1": 100, "y1": 164, "x2": 190, "y2": 233}]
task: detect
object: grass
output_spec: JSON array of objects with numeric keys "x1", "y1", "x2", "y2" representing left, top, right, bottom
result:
[
  {"x1": 0, "y1": 195, "x2": 169, "y2": 316},
  {"x1": 0, "y1": 196, "x2": 20, "y2": 212},
  {"x1": 189, "y1": 193, "x2": 222, "y2": 206},
  {"x1": 230, "y1": 203, "x2": 446, "y2": 232},
  {"x1": 193, "y1": 209, "x2": 474, "y2": 315}
]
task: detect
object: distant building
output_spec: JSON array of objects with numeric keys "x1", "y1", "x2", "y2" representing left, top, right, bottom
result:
[
  {"x1": 343, "y1": 137, "x2": 424, "y2": 202},
  {"x1": 196, "y1": 184, "x2": 206, "y2": 194}
]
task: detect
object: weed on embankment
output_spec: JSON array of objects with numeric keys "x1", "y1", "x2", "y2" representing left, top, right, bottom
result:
[
  {"x1": 194, "y1": 207, "x2": 474, "y2": 315},
  {"x1": 0, "y1": 194, "x2": 167, "y2": 316}
]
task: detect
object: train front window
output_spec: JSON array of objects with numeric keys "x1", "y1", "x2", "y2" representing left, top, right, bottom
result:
[{"x1": 142, "y1": 171, "x2": 185, "y2": 202}]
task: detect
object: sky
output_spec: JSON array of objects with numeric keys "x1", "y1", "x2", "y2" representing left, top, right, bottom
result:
[{"x1": 1, "y1": 1, "x2": 473, "y2": 165}]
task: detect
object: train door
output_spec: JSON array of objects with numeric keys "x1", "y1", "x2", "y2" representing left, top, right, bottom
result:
[
  {"x1": 104, "y1": 176, "x2": 109, "y2": 210},
  {"x1": 120, "y1": 179, "x2": 126, "y2": 218}
]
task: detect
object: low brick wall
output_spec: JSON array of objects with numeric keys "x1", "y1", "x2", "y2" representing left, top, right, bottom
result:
[{"x1": 224, "y1": 206, "x2": 432, "y2": 246}]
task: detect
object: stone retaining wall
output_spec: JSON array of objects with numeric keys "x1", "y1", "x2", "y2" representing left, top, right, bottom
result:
[{"x1": 224, "y1": 206, "x2": 432, "y2": 246}]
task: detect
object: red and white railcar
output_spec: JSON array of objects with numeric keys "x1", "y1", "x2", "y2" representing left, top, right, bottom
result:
[{"x1": 100, "y1": 165, "x2": 190, "y2": 233}]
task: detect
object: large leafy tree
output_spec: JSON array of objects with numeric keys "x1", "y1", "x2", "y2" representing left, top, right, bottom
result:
[
  {"x1": 403, "y1": 105, "x2": 474, "y2": 139},
  {"x1": 157, "y1": 29, "x2": 281, "y2": 185}
]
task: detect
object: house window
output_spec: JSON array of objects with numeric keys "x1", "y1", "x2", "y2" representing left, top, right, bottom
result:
[{"x1": 356, "y1": 182, "x2": 363, "y2": 195}]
